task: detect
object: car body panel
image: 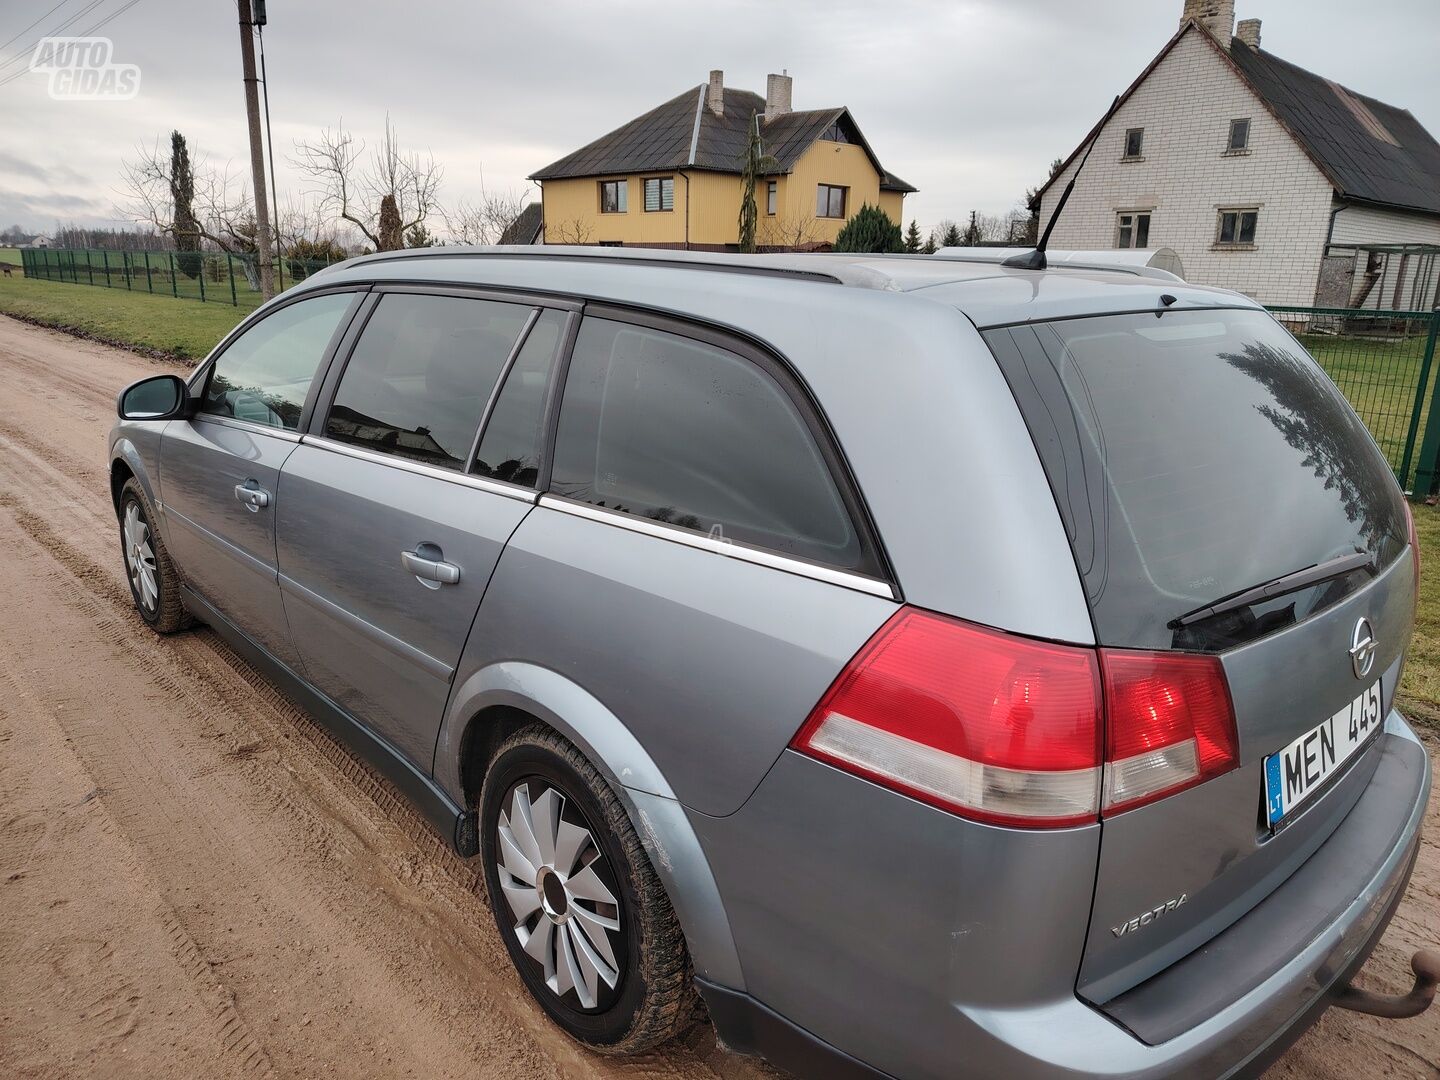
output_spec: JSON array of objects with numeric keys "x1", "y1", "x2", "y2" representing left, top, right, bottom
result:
[{"x1": 158, "y1": 416, "x2": 303, "y2": 671}]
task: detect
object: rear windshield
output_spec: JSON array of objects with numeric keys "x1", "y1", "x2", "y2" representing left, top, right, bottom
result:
[{"x1": 985, "y1": 309, "x2": 1407, "y2": 651}]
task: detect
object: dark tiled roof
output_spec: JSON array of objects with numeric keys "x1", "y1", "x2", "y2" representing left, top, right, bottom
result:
[
  {"x1": 1228, "y1": 41, "x2": 1440, "y2": 215},
  {"x1": 499, "y1": 202, "x2": 543, "y2": 244},
  {"x1": 881, "y1": 170, "x2": 918, "y2": 193},
  {"x1": 531, "y1": 86, "x2": 912, "y2": 191}
]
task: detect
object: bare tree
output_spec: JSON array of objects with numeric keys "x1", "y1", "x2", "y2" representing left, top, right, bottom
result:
[
  {"x1": 117, "y1": 136, "x2": 258, "y2": 254},
  {"x1": 547, "y1": 217, "x2": 594, "y2": 245},
  {"x1": 758, "y1": 212, "x2": 825, "y2": 252},
  {"x1": 446, "y1": 182, "x2": 529, "y2": 245},
  {"x1": 292, "y1": 116, "x2": 443, "y2": 252}
]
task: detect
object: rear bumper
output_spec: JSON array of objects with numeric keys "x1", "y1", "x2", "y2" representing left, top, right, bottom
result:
[{"x1": 693, "y1": 711, "x2": 1430, "y2": 1079}]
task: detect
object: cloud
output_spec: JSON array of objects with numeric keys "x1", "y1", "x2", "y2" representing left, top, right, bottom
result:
[{"x1": 0, "y1": 0, "x2": 1435, "y2": 233}]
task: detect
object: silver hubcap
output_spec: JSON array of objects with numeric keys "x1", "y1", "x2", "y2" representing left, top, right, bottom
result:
[
  {"x1": 123, "y1": 502, "x2": 158, "y2": 611},
  {"x1": 496, "y1": 781, "x2": 622, "y2": 1010}
]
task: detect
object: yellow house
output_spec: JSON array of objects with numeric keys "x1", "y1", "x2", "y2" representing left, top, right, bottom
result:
[{"x1": 531, "y1": 71, "x2": 916, "y2": 250}]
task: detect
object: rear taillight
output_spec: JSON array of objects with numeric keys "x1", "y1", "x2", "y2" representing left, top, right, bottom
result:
[
  {"x1": 791, "y1": 608, "x2": 1103, "y2": 828},
  {"x1": 1098, "y1": 650, "x2": 1237, "y2": 815},
  {"x1": 791, "y1": 607, "x2": 1240, "y2": 828}
]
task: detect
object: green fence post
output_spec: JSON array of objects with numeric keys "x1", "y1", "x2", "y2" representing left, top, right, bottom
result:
[
  {"x1": 228, "y1": 254, "x2": 238, "y2": 305},
  {"x1": 1398, "y1": 309, "x2": 1440, "y2": 491},
  {"x1": 197, "y1": 255, "x2": 206, "y2": 301},
  {"x1": 102, "y1": 250, "x2": 111, "y2": 287},
  {"x1": 145, "y1": 251, "x2": 154, "y2": 293},
  {"x1": 169, "y1": 252, "x2": 178, "y2": 297},
  {"x1": 85, "y1": 250, "x2": 94, "y2": 286},
  {"x1": 1408, "y1": 309, "x2": 1440, "y2": 497}
]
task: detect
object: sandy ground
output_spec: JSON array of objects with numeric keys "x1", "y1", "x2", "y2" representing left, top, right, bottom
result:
[{"x1": 0, "y1": 313, "x2": 1434, "y2": 1080}]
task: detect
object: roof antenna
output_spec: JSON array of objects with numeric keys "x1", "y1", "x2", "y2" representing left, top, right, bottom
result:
[{"x1": 1004, "y1": 95, "x2": 1121, "y2": 271}]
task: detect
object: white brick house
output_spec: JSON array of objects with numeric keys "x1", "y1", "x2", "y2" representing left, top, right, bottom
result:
[{"x1": 1036, "y1": 0, "x2": 1440, "y2": 309}]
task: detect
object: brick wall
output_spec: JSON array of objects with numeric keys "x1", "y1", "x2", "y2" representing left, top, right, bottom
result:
[{"x1": 1038, "y1": 29, "x2": 1335, "y2": 306}]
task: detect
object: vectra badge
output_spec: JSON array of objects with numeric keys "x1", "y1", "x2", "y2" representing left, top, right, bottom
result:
[{"x1": 1112, "y1": 894, "x2": 1188, "y2": 937}]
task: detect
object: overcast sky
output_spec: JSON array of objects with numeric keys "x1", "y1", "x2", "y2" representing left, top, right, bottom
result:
[{"x1": 3, "y1": 0, "x2": 1438, "y2": 238}]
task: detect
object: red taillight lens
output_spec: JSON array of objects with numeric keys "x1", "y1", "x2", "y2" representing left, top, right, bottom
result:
[
  {"x1": 791, "y1": 607, "x2": 1242, "y2": 828},
  {"x1": 790, "y1": 608, "x2": 1103, "y2": 828},
  {"x1": 1099, "y1": 650, "x2": 1237, "y2": 815}
]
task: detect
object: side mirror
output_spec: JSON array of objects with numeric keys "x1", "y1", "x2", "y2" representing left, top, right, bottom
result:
[{"x1": 118, "y1": 374, "x2": 191, "y2": 421}]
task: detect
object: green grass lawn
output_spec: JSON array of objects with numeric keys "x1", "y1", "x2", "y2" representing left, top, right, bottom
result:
[
  {"x1": 0, "y1": 274, "x2": 245, "y2": 361},
  {"x1": 0, "y1": 247, "x2": 21, "y2": 269}
]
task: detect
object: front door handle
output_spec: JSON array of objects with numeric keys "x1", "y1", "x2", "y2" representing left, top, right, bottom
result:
[
  {"x1": 234, "y1": 481, "x2": 270, "y2": 511},
  {"x1": 402, "y1": 544, "x2": 461, "y2": 588}
]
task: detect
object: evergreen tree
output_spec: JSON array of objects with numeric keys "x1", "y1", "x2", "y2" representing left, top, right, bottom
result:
[
  {"x1": 738, "y1": 113, "x2": 779, "y2": 253},
  {"x1": 832, "y1": 203, "x2": 904, "y2": 253},
  {"x1": 405, "y1": 222, "x2": 436, "y2": 248},
  {"x1": 921, "y1": 236, "x2": 937, "y2": 254},
  {"x1": 169, "y1": 131, "x2": 201, "y2": 278},
  {"x1": 904, "y1": 219, "x2": 922, "y2": 253},
  {"x1": 941, "y1": 222, "x2": 963, "y2": 248}
]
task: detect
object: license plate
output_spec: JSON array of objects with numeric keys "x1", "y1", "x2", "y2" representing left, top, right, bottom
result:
[{"x1": 1265, "y1": 679, "x2": 1382, "y2": 827}]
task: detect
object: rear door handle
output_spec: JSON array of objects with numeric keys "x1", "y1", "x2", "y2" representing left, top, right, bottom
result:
[
  {"x1": 402, "y1": 546, "x2": 461, "y2": 587},
  {"x1": 234, "y1": 481, "x2": 270, "y2": 511}
]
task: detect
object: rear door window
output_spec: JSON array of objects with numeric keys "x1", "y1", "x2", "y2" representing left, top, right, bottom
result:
[
  {"x1": 985, "y1": 309, "x2": 1407, "y2": 651},
  {"x1": 325, "y1": 293, "x2": 531, "y2": 471},
  {"x1": 201, "y1": 292, "x2": 354, "y2": 430},
  {"x1": 550, "y1": 317, "x2": 872, "y2": 573}
]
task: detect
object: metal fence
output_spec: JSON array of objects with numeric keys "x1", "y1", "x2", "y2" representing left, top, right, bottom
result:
[
  {"x1": 19, "y1": 247, "x2": 343, "y2": 309},
  {"x1": 1269, "y1": 305, "x2": 1440, "y2": 495}
]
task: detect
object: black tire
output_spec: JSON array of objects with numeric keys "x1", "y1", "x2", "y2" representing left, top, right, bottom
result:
[
  {"x1": 118, "y1": 477, "x2": 191, "y2": 633},
  {"x1": 479, "y1": 725, "x2": 697, "y2": 1054}
]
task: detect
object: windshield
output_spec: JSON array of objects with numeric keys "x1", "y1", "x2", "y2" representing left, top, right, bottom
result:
[{"x1": 984, "y1": 309, "x2": 1407, "y2": 651}]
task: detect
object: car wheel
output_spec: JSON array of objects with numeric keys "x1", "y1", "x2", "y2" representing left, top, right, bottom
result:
[
  {"x1": 118, "y1": 477, "x2": 191, "y2": 633},
  {"x1": 480, "y1": 725, "x2": 696, "y2": 1053}
]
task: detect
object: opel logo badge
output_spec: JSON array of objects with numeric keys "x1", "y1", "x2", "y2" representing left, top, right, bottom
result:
[{"x1": 1349, "y1": 617, "x2": 1378, "y2": 680}]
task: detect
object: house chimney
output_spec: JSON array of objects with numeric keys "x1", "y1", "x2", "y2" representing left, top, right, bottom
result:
[
  {"x1": 707, "y1": 69, "x2": 724, "y2": 117},
  {"x1": 1236, "y1": 18, "x2": 1261, "y2": 48},
  {"x1": 765, "y1": 71, "x2": 793, "y2": 122},
  {"x1": 1180, "y1": 0, "x2": 1236, "y2": 41}
]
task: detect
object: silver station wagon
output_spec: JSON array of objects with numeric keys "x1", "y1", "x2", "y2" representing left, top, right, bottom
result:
[{"x1": 110, "y1": 247, "x2": 1436, "y2": 1078}]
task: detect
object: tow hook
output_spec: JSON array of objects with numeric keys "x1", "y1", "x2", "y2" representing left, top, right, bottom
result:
[{"x1": 1333, "y1": 949, "x2": 1440, "y2": 1019}]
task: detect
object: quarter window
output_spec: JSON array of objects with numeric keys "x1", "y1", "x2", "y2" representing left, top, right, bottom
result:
[
  {"x1": 766, "y1": 180, "x2": 777, "y2": 216},
  {"x1": 1217, "y1": 208, "x2": 1259, "y2": 246},
  {"x1": 201, "y1": 292, "x2": 353, "y2": 430},
  {"x1": 472, "y1": 310, "x2": 567, "y2": 486},
  {"x1": 1228, "y1": 118, "x2": 1251, "y2": 151},
  {"x1": 551, "y1": 317, "x2": 868, "y2": 572},
  {"x1": 1123, "y1": 128, "x2": 1144, "y2": 159},
  {"x1": 817, "y1": 183, "x2": 847, "y2": 219},
  {"x1": 599, "y1": 180, "x2": 628, "y2": 214},
  {"x1": 1116, "y1": 212, "x2": 1151, "y2": 249},
  {"x1": 643, "y1": 177, "x2": 674, "y2": 212},
  {"x1": 325, "y1": 293, "x2": 531, "y2": 471}
]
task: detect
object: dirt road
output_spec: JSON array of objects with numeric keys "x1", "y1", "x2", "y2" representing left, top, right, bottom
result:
[{"x1": 0, "y1": 314, "x2": 1434, "y2": 1080}]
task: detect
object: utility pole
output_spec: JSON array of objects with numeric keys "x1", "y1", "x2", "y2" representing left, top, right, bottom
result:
[{"x1": 237, "y1": 0, "x2": 275, "y2": 300}]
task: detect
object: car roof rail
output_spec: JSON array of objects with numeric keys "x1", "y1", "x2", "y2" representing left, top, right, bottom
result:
[{"x1": 933, "y1": 247, "x2": 1185, "y2": 282}]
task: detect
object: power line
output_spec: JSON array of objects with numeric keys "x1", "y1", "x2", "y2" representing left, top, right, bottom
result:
[
  {"x1": 0, "y1": 0, "x2": 142, "y2": 89},
  {"x1": 0, "y1": 0, "x2": 71, "y2": 55},
  {"x1": 0, "y1": 0, "x2": 109, "y2": 78}
]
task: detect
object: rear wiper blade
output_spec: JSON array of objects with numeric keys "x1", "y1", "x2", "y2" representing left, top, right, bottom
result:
[{"x1": 1168, "y1": 550, "x2": 1376, "y2": 629}]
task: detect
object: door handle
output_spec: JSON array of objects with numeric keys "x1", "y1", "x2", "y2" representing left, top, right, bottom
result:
[
  {"x1": 402, "y1": 546, "x2": 461, "y2": 587},
  {"x1": 234, "y1": 481, "x2": 270, "y2": 511}
]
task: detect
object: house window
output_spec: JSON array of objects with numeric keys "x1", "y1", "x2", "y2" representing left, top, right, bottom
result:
[
  {"x1": 1123, "y1": 128, "x2": 1144, "y2": 160},
  {"x1": 599, "y1": 180, "x2": 627, "y2": 214},
  {"x1": 821, "y1": 122, "x2": 850, "y2": 143},
  {"x1": 766, "y1": 181, "x2": 777, "y2": 216},
  {"x1": 1227, "y1": 118, "x2": 1251, "y2": 151},
  {"x1": 643, "y1": 176, "x2": 674, "y2": 212},
  {"x1": 817, "y1": 183, "x2": 847, "y2": 219},
  {"x1": 1116, "y1": 212, "x2": 1151, "y2": 249},
  {"x1": 1216, "y1": 208, "x2": 1259, "y2": 247}
]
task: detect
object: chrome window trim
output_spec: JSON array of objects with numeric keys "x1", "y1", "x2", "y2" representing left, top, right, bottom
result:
[
  {"x1": 193, "y1": 414, "x2": 304, "y2": 443},
  {"x1": 466, "y1": 306, "x2": 541, "y2": 473},
  {"x1": 301, "y1": 435, "x2": 539, "y2": 503},
  {"x1": 538, "y1": 495, "x2": 896, "y2": 600}
]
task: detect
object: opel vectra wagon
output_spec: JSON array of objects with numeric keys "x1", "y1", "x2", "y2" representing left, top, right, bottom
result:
[{"x1": 110, "y1": 247, "x2": 1436, "y2": 1079}]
